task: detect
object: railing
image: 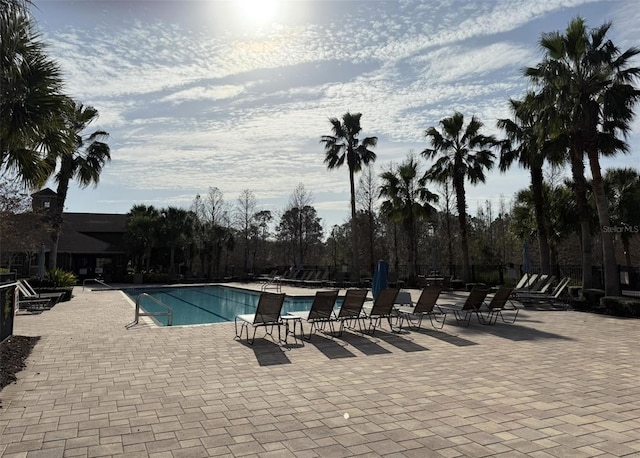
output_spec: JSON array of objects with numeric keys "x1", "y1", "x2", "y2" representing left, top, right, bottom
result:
[
  {"x1": 126, "y1": 293, "x2": 173, "y2": 328},
  {"x1": 261, "y1": 276, "x2": 281, "y2": 293},
  {"x1": 1, "y1": 282, "x2": 18, "y2": 343},
  {"x1": 82, "y1": 278, "x2": 115, "y2": 290}
]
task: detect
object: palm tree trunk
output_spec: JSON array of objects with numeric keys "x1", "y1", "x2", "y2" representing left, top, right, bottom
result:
[
  {"x1": 49, "y1": 231, "x2": 60, "y2": 270},
  {"x1": 405, "y1": 217, "x2": 416, "y2": 280},
  {"x1": 392, "y1": 223, "x2": 399, "y2": 272},
  {"x1": 348, "y1": 168, "x2": 360, "y2": 276},
  {"x1": 50, "y1": 173, "x2": 71, "y2": 270},
  {"x1": 368, "y1": 211, "x2": 375, "y2": 276},
  {"x1": 530, "y1": 167, "x2": 551, "y2": 274},
  {"x1": 453, "y1": 175, "x2": 471, "y2": 283},
  {"x1": 622, "y1": 238, "x2": 632, "y2": 269},
  {"x1": 587, "y1": 148, "x2": 620, "y2": 296},
  {"x1": 569, "y1": 148, "x2": 593, "y2": 288},
  {"x1": 445, "y1": 212, "x2": 453, "y2": 273}
]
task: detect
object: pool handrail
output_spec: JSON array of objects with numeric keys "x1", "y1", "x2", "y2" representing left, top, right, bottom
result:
[
  {"x1": 261, "y1": 276, "x2": 281, "y2": 293},
  {"x1": 127, "y1": 293, "x2": 173, "y2": 328},
  {"x1": 82, "y1": 278, "x2": 115, "y2": 291}
]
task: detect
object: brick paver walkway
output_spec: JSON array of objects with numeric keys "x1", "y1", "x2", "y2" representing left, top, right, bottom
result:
[{"x1": 1, "y1": 285, "x2": 640, "y2": 457}]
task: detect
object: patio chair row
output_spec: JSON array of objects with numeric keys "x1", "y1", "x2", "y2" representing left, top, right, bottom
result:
[
  {"x1": 234, "y1": 285, "x2": 521, "y2": 345},
  {"x1": 16, "y1": 279, "x2": 65, "y2": 313}
]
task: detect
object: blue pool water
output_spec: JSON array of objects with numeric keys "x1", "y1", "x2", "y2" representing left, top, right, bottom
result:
[{"x1": 124, "y1": 285, "x2": 333, "y2": 326}]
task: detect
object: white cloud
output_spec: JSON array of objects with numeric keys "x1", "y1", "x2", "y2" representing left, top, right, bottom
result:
[{"x1": 34, "y1": 0, "x2": 640, "y2": 225}]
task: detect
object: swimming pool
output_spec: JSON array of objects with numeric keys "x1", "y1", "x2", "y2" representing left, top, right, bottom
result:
[{"x1": 124, "y1": 285, "x2": 337, "y2": 326}]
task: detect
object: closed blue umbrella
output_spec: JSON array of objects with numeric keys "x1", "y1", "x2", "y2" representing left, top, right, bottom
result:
[{"x1": 372, "y1": 259, "x2": 389, "y2": 300}]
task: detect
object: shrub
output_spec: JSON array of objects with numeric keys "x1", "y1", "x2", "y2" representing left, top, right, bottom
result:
[
  {"x1": 581, "y1": 289, "x2": 605, "y2": 305},
  {"x1": 45, "y1": 268, "x2": 78, "y2": 287},
  {"x1": 600, "y1": 296, "x2": 640, "y2": 318}
]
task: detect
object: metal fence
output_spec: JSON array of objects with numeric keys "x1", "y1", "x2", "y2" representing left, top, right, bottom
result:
[
  {"x1": 413, "y1": 264, "x2": 639, "y2": 291},
  {"x1": 1, "y1": 283, "x2": 17, "y2": 344}
]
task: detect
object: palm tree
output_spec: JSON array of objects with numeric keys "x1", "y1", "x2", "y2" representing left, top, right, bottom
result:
[
  {"x1": 604, "y1": 168, "x2": 640, "y2": 269},
  {"x1": 422, "y1": 112, "x2": 496, "y2": 283},
  {"x1": 379, "y1": 154, "x2": 438, "y2": 281},
  {"x1": 0, "y1": 2, "x2": 69, "y2": 186},
  {"x1": 321, "y1": 112, "x2": 377, "y2": 276},
  {"x1": 159, "y1": 207, "x2": 194, "y2": 277},
  {"x1": 498, "y1": 94, "x2": 556, "y2": 275},
  {"x1": 526, "y1": 17, "x2": 640, "y2": 296},
  {"x1": 124, "y1": 205, "x2": 161, "y2": 272},
  {"x1": 48, "y1": 102, "x2": 111, "y2": 268}
]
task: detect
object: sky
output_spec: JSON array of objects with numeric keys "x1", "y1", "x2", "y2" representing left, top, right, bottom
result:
[{"x1": 32, "y1": 0, "x2": 640, "y2": 232}]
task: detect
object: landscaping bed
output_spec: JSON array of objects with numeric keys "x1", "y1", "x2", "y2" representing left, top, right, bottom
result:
[{"x1": 0, "y1": 335, "x2": 40, "y2": 407}]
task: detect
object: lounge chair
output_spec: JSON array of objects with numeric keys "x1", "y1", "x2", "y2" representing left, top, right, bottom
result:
[
  {"x1": 518, "y1": 273, "x2": 539, "y2": 291},
  {"x1": 526, "y1": 274, "x2": 551, "y2": 292},
  {"x1": 18, "y1": 279, "x2": 65, "y2": 305},
  {"x1": 17, "y1": 294, "x2": 53, "y2": 313},
  {"x1": 16, "y1": 281, "x2": 62, "y2": 312},
  {"x1": 517, "y1": 277, "x2": 571, "y2": 309},
  {"x1": 513, "y1": 275, "x2": 554, "y2": 299},
  {"x1": 287, "y1": 290, "x2": 339, "y2": 340},
  {"x1": 440, "y1": 287, "x2": 490, "y2": 326},
  {"x1": 360, "y1": 288, "x2": 400, "y2": 335},
  {"x1": 395, "y1": 286, "x2": 447, "y2": 330},
  {"x1": 513, "y1": 273, "x2": 530, "y2": 290},
  {"x1": 303, "y1": 270, "x2": 327, "y2": 288},
  {"x1": 512, "y1": 273, "x2": 538, "y2": 293},
  {"x1": 333, "y1": 288, "x2": 368, "y2": 336},
  {"x1": 482, "y1": 286, "x2": 518, "y2": 325},
  {"x1": 234, "y1": 292, "x2": 286, "y2": 344}
]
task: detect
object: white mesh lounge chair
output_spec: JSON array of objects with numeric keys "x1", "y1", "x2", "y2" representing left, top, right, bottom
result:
[
  {"x1": 395, "y1": 286, "x2": 447, "y2": 330},
  {"x1": 517, "y1": 277, "x2": 572, "y2": 309},
  {"x1": 16, "y1": 281, "x2": 60, "y2": 312},
  {"x1": 235, "y1": 292, "x2": 286, "y2": 344},
  {"x1": 18, "y1": 280, "x2": 65, "y2": 305}
]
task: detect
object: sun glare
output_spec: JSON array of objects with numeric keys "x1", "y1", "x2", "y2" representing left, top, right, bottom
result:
[{"x1": 238, "y1": 0, "x2": 279, "y2": 24}]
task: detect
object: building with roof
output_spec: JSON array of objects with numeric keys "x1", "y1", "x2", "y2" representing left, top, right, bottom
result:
[{"x1": 30, "y1": 189, "x2": 128, "y2": 281}]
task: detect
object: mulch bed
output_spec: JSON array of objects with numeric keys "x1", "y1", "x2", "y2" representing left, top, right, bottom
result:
[{"x1": 0, "y1": 335, "x2": 40, "y2": 407}]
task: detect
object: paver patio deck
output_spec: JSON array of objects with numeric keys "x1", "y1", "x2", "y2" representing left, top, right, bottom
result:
[{"x1": 1, "y1": 283, "x2": 640, "y2": 457}]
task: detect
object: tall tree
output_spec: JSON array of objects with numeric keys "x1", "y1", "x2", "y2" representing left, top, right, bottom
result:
[
  {"x1": 252, "y1": 210, "x2": 273, "y2": 270},
  {"x1": 158, "y1": 206, "x2": 193, "y2": 277},
  {"x1": 604, "y1": 168, "x2": 640, "y2": 269},
  {"x1": 124, "y1": 205, "x2": 160, "y2": 272},
  {"x1": 234, "y1": 189, "x2": 257, "y2": 274},
  {"x1": 526, "y1": 17, "x2": 640, "y2": 295},
  {"x1": 277, "y1": 186, "x2": 323, "y2": 268},
  {"x1": 200, "y1": 187, "x2": 232, "y2": 279},
  {"x1": 0, "y1": 176, "x2": 50, "y2": 270},
  {"x1": 48, "y1": 102, "x2": 111, "y2": 268},
  {"x1": 422, "y1": 112, "x2": 496, "y2": 283},
  {"x1": 356, "y1": 165, "x2": 380, "y2": 275},
  {"x1": 498, "y1": 94, "x2": 555, "y2": 275},
  {"x1": 379, "y1": 154, "x2": 438, "y2": 281},
  {"x1": 321, "y1": 112, "x2": 377, "y2": 277},
  {"x1": 0, "y1": 2, "x2": 69, "y2": 186}
]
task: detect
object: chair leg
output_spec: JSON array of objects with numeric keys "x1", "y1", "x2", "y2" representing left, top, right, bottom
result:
[
  {"x1": 454, "y1": 310, "x2": 472, "y2": 327},
  {"x1": 429, "y1": 312, "x2": 446, "y2": 330},
  {"x1": 499, "y1": 309, "x2": 519, "y2": 324}
]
